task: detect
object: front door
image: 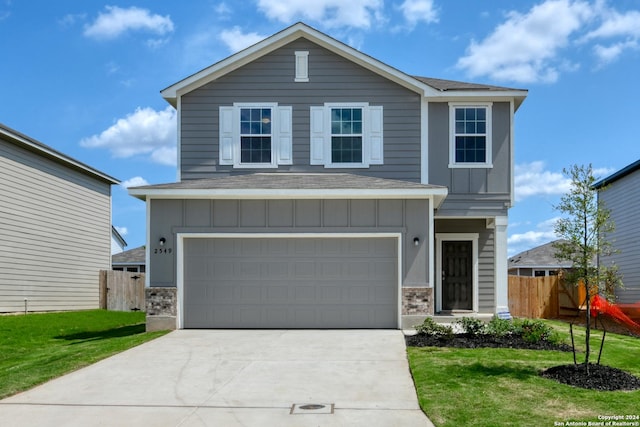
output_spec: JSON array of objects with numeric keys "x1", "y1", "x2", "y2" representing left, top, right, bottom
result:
[{"x1": 442, "y1": 241, "x2": 473, "y2": 310}]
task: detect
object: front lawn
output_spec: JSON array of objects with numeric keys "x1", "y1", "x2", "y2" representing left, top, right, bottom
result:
[
  {"x1": 0, "y1": 310, "x2": 168, "y2": 399},
  {"x1": 407, "y1": 320, "x2": 640, "y2": 427}
]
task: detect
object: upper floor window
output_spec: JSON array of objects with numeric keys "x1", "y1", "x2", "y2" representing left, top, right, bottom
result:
[
  {"x1": 449, "y1": 103, "x2": 492, "y2": 168},
  {"x1": 310, "y1": 102, "x2": 383, "y2": 168},
  {"x1": 219, "y1": 103, "x2": 292, "y2": 168}
]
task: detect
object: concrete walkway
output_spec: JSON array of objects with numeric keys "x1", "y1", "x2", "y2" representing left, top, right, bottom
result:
[{"x1": 0, "y1": 330, "x2": 434, "y2": 426}]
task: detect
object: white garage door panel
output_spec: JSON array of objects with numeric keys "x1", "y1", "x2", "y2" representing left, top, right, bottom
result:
[{"x1": 183, "y1": 237, "x2": 398, "y2": 328}]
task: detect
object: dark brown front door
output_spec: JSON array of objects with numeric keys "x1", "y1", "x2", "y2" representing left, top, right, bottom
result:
[{"x1": 442, "y1": 241, "x2": 473, "y2": 310}]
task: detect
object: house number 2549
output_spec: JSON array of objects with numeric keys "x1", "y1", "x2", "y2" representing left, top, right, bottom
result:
[{"x1": 154, "y1": 248, "x2": 172, "y2": 254}]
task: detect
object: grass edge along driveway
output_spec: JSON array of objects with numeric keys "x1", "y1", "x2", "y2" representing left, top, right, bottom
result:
[
  {"x1": 0, "y1": 309, "x2": 168, "y2": 399},
  {"x1": 407, "y1": 320, "x2": 640, "y2": 427}
]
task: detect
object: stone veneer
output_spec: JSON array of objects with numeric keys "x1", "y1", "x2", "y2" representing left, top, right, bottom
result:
[
  {"x1": 145, "y1": 287, "x2": 177, "y2": 332},
  {"x1": 402, "y1": 287, "x2": 433, "y2": 315}
]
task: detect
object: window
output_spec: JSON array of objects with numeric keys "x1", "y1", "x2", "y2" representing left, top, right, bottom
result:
[
  {"x1": 331, "y1": 107, "x2": 363, "y2": 163},
  {"x1": 534, "y1": 270, "x2": 546, "y2": 277},
  {"x1": 449, "y1": 103, "x2": 492, "y2": 168},
  {"x1": 310, "y1": 102, "x2": 383, "y2": 168},
  {"x1": 240, "y1": 108, "x2": 272, "y2": 164},
  {"x1": 219, "y1": 103, "x2": 292, "y2": 168}
]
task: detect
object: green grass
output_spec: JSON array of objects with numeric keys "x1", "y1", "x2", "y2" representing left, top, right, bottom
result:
[
  {"x1": 0, "y1": 310, "x2": 168, "y2": 399},
  {"x1": 407, "y1": 320, "x2": 640, "y2": 427}
]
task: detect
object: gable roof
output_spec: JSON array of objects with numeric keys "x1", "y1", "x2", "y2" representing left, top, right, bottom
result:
[
  {"x1": 161, "y1": 22, "x2": 527, "y2": 110},
  {"x1": 111, "y1": 226, "x2": 127, "y2": 249},
  {"x1": 112, "y1": 245, "x2": 145, "y2": 265},
  {"x1": 129, "y1": 172, "x2": 448, "y2": 206},
  {"x1": 0, "y1": 123, "x2": 119, "y2": 185},
  {"x1": 593, "y1": 159, "x2": 640, "y2": 189},
  {"x1": 508, "y1": 239, "x2": 573, "y2": 270}
]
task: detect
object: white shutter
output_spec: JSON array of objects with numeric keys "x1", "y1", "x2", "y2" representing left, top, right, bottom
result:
[
  {"x1": 219, "y1": 106, "x2": 234, "y2": 165},
  {"x1": 368, "y1": 105, "x2": 384, "y2": 165},
  {"x1": 309, "y1": 106, "x2": 326, "y2": 165},
  {"x1": 277, "y1": 106, "x2": 293, "y2": 165}
]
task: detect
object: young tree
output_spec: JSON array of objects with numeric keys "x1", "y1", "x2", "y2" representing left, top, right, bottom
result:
[{"x1": 552, "y1": 164, "x2": 619, "y2": 372}]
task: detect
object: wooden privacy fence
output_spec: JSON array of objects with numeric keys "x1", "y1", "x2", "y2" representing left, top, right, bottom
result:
[
  {"x1": 508, "y1": 275, "x2": 582, "y2": 319},
  {"x1": 99, "y1": 270, "x2": 145, "y2": 312}
]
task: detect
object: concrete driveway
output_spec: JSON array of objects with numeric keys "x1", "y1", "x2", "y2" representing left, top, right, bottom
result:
[{"x1": 0, "y1": 330, "x2": 433, "y2": 426}]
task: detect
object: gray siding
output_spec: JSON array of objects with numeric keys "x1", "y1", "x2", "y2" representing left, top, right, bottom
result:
[
  {"x1": 435, "y1": 219, "x2": 496, "y2": 313},
  {"x1": 149, "y1": 198, "x2": 430, "y2": 289},
  {"x1": 429, "y1": 102, "x2": 512, "y2": 216},
  {"x1": 180, "y1": 38, "x2": 421, "y2": 182},
  {"x1": 0, "y1": 139, "x2": 112, "y2": 312},
  {"x1": 599, "y1": 173, "x2": 640, "y2": 303}
]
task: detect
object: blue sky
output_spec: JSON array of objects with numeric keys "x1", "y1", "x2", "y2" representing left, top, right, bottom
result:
[{"x1": 2, "y1": 0, "x2": 639, "y2": 255}]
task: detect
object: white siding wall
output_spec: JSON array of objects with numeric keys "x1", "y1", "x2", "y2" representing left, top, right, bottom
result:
[{"x1": 0, "y1": 140, "x2": 112, "y2": 312}]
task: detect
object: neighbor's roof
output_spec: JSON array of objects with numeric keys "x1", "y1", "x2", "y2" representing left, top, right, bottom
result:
[
  {"x1": 0, "y1": 122, "x2": 119, "y2": 185},
  {"x1": 129, "y1": 173, "x2": 448, "y2": 206},
  {"x1": 593, "y1": 159, "x2": 640, "y2": 189},
  {"x1": 508, "y1": 239, "x2": 573, "y2": 269},
  {"x1": 160, "y1": 22, "x2": 527, "y2": 110},
  {"x1": 112, "y1": 246, "x2": 146, "y2": 265}
]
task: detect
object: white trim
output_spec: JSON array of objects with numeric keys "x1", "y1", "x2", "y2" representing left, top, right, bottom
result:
[
  {"x1": 130, "y1": 187, "x2": 448, "y2": 202},
  {"x1": 234, "y1": 102, "x2": 279, "y2": 169},
  {"x1": 448, "y1": 102, "x2": 493, "y2": 169},
  {"x1": 420, "y1": 98, "x2": 429, "y2": 184},
  {"x1": 493, "y1": 216, "x2": 509, "y2": 314},
  {"x1": 294, "y1": 50, "x2": 309, "y2": 82},
  {"x1": 428, "y1": 200, "x2": 435, "y2": 290},
  {"x1": 145, "y1": 199, "x2": 151, "y2": 288},
  {"x1": 176, "y1": 97, "x2": 182, "y2": 181},
  {"x1": 435, "y1": 233, "x2": 479, "y2": 313},
  {"x1": 176, "y1": 232, "x2": 403, "y2": 329}
]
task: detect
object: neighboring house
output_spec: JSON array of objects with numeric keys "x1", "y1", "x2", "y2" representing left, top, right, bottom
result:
[
  {"x1": 508, "y1": 240, "x2": 572, "y2": 277},
  {"x1": 0, "y1": 123, "x2": 119, "y2": 312},
  {"x1": 129, "y1": 23, "x2": 528, "y2": 330},
  {"x1": 594, "y1": 159, "x2": 640, "y2": 304},
  {"x1": 112, "y1": 245, "x2": 146, "y2": 273},
  {"x1": 111, "y1": 226, "x2": 127, "y2": 255}
]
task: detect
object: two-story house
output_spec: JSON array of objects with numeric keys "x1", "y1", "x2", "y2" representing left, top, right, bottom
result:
[
  {"x1": 130, "y1": 23, "x2": 527, "y2": 330},
  {"x1": 594, "y1": 159, "x2": 640, "y2": 304}
]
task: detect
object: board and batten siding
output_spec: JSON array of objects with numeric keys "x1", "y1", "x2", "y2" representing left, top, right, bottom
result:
[
  {"x1": 148, "y1": 198, "x2": 430, "y2": 291},
  {"x1": 428, "y1": 102, "x2": 512, "y2": 216},
  {"x1": 599, "y1": 173, "x2": 640, "y2": 303},
  {"x1": 0, "y1": 139, "x2": 112, "y2": 312},
  {"x1": 179, "y1": 38, "x2": 421, "y2": 182}
]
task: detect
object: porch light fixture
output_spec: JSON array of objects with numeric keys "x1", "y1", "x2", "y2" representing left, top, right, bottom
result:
[
  {"x1": 159, "y1": 237, "x2": 166, "y2": 246},
  {"x1": 413, "y1": 237, "x2": 420, "y2": 246}
]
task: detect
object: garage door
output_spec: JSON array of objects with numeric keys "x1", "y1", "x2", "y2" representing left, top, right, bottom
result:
[{"x1": 182, "y1": 237, "x2": 398, "y2": 328}]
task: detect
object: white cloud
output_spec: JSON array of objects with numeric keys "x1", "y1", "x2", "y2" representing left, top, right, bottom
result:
[
  {"x1": 456, "y1": 0, "x2": 593, "y2": 83},
  {"x1": 114, "y1": 226, "x2": 128, "y2": 236},
  {"x1": 219, "y1": 26, "x2": 266, "y2": 52},
  {"x1": 84, "y1": 6, "x2": 174, "y2": 40},
  {"x1": 508, "y1": 217, "x2": 560, "y2": 255},
  {"x1": 121, "y1": 176, "x2": 149, "y2": 189},
  {"x1": 583, "y1": 8, "x2": 640, "y2": 40},
  {"x1": 592, "y1": 39, "x2": 639, "y2": 65},
  {"x1": 399, "y1": 0, "x2": 438, "y2": 27},
  {"x1": 256, "y1": 0, "x2": 384, "y2": 29},
  {"x1": 514, "y1": 161, "x2": 571, "y2": 201},
  {"x1": 80, "y1": 106, "x2": 177, "y2": 166}
]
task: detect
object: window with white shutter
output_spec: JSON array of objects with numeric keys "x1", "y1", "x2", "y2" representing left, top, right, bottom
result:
[
  {"x1": 218, "y1": 103, "x2": 292, "y2": 168},
  {"x1": 309, "y1": 102, "x2": 383, "y2": 168}
]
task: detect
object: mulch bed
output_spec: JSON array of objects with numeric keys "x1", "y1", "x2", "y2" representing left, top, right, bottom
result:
[{"x1": 406, "y1": 332, "x2": 640, "y2": 391}]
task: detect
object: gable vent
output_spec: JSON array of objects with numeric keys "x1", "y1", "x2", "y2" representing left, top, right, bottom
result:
[{"x1": 295, "y1": 51, "x2": 309, "y2": 82}]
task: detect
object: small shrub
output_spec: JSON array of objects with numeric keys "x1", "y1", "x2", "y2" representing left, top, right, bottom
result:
[
  {"x1": 415, "y1": 318, "x2": 454, "y2": 339},
  {"x1": 486, "y1": 316, "x2": 515, "y2": 337},
  {"x1": 457, "y1": 317, "x2": 486, "y2": 335},
  {"x1": 514, "y1": 319, "x2": 560, "y2": 344}
]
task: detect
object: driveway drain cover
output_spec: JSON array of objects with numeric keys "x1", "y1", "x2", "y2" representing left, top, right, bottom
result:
[{"x1": 290, "y1": 403, "x2": 334, "y2": 415}]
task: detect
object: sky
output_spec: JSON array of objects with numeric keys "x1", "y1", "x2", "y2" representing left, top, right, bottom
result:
[{"x1": 2, "y1": 0, "x2": 639, "y2": 256}]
